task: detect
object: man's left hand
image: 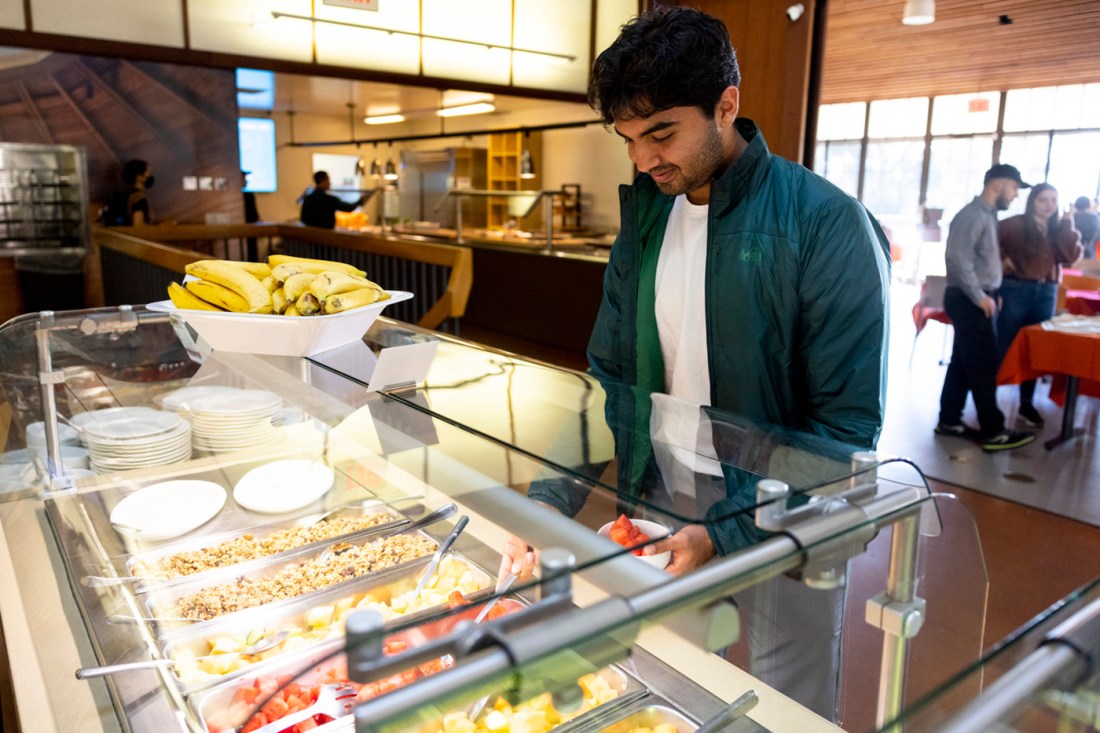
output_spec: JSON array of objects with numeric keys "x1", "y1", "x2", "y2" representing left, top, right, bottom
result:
[{"x1": 644, "y1": 524, "x2": 716, "y2": 575}]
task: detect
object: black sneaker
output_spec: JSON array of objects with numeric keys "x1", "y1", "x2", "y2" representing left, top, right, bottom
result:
[
  {"x1": 1018, "y1": 404, "x2": 1045, "y2": 429},
  {"x1": 935, "y1": 422, "x2": 980, "y2": 439},
  {"x1": 981, "y1": 430, "x2": 1036, "y2": 452}
]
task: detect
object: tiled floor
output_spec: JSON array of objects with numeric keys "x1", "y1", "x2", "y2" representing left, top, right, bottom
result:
[{"x1": 464, "y1": 281, "x2": 1100, "y2": 729}]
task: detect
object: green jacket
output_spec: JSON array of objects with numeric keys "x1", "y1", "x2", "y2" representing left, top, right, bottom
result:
[
  {"x1": 531, "y1": 120, "x2": 890, "y2": 556},
  {"x1": 588, "y1": 118, "x2": 889, "y2": 448}
]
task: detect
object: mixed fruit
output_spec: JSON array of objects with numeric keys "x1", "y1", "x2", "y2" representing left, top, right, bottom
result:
[
  {"x1": 434, "y1": 672, "x2": 621, "y2": 733},
  {"x1": 175, "y1": 557, "x2": 484, "y2": 686},
  {"x1": 206, "y1": 593, "x2": 518, "y2": 733}
]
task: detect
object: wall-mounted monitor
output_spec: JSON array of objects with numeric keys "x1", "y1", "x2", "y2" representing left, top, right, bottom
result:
[{"x1": 238, "y1": 117, "x2": 277, "y2": 193}]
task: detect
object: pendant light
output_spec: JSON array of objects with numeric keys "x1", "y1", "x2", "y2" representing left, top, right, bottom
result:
[
  {"x1": 902, "y1": 0, "x2": 934, "y2": 25},
  {"x1": 519, "y1": 148, "x2": 536, "y2": 180},
  {"x1": 383, "y1": 142, "x2": 399, "y2": 181},
  {"x1": 369, "y1": 142, "x2": 381, "y2": 178}
]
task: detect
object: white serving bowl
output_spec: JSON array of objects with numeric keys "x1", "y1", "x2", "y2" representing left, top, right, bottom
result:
[
  {"x1": 25, "y1": 421, "x2": 81, "y2": 448},
  {"x1": 146, "y1": 290, "x2": 414, "y2": 357},
  {"x1": 598, "y1": 518, "x2": 672, "y2": 570}
]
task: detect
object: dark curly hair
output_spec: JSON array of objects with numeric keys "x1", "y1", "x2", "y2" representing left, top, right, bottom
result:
[
  {"x1": 588, "y1": 6, "x2": 740, "y2": 125},
  {"x1": 121, "y1": 159, "x2": 148, "y2": 186}
]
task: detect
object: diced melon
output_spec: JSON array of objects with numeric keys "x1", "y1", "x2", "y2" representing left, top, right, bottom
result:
[
  {"x1": 436, "y1": 576, "x2": 456, "y2": 593},
  {"x1": 335, "y1": 597, "x2": 355, "y2": 615},
  {"x1": 390, "y1": 595, "x2": 409, "y2": 613},
  {"x1": 305, "y1": 605, "x2": 335, "y2": 628},
  {"x1": 653, "y1": 724, "x2": 678, "y2": 733},
  {"x1": 206, "y1": 652, "x2": 240, "y2": 675},
  {"x1": 483, "y1": 709, "x2": 509, "y2": 732},
  {"x1": 456, "y1": 572, "x2": 481, "y2": 595}
]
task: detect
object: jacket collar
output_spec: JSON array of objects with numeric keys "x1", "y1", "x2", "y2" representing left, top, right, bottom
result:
[{"x1": 709, "y1": 118, "x2": 770, "y2": 218}]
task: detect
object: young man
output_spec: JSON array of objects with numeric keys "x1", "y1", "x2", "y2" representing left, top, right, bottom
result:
[
  {"x1": 299, "y1": 170, "x2": 365, "y2": 229},
  {"x1": 512, "y1": 6, "x2": 890, "y2": 719},
  {"x1": 937, "y1": 164, "x2": 1036, "y2": 451}
]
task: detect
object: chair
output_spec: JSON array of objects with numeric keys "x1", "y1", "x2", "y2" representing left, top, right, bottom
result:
[
  {"x1": 911, "y1": 275, "x2": 952, "y2": 366},
  {"x1": 1058, "y1": 272, "x2": 1100, "y2": 312}
]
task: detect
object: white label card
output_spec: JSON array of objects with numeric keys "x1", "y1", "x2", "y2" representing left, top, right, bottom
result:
[{"x1": 366, "y1": 341, "x2": 439, "y2": 392}]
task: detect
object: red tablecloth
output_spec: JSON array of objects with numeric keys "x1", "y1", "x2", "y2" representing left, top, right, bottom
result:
[
  {"x1": 998, "y1": 324, "x2": 1100, "y2": 405},
  {"x1": 1067, "y1": 289, "x2": 1100, "y2": 316}
]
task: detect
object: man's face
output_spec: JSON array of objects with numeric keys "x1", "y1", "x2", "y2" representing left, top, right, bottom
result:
[
  {"x1": 994, "y1": 179, "x2": 1020, "y2": 211},
  {"x1": 614, "y1": 105, "x2": 728, "y2": 201},
  {"x1": 317, "y1": 176, "x2": 331, "y2": 191}
]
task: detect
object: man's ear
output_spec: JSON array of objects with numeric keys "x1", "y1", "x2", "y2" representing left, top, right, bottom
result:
[{"x1": 715, "y1": 86, "x2": 740, "y2": 127}]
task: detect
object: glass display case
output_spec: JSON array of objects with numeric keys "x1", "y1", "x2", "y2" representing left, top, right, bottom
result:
[
  {"x1": 0, "y1": 305, "x2": 993, "y2": 733},
  {"x1": 0, "y1": 142, "x2": 89, "y2": 254}
]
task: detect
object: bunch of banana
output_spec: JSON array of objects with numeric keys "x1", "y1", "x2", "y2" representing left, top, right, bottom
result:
[{"x1": 167, "y1": 255, "x2": 388, "y2": 317}]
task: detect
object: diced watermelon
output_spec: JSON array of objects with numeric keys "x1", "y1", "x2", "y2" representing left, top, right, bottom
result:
[{"x1": 239, "y1": 712, "x2": 268, "y2": 733}]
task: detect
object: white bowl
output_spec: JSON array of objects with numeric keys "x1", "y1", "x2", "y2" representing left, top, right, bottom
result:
[
  {"x1": 598, "y1": 518, "x2": 672, "y2": 570},
  {"x1": 146, "y1": 290, "x2": 414, "y2": 357}
]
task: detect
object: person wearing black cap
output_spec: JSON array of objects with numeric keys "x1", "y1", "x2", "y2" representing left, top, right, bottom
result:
[{"x1": 937, "y1": 163, "x2": 1036, "y2": 451}]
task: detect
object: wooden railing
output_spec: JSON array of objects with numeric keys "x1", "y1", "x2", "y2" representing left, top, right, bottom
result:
[{"x1": 90, "y1": 224, "x2": 473, "y2": 332}]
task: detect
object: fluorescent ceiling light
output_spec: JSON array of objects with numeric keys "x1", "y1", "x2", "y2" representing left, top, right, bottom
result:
[
  {"x1": 364, "y1": 114, "x2": 406, "y2": 125},
  {"x1": 437, "y1": 102, "x2": 495, "y2": 118},
  {"x1": 902, "y1": 0, "x2": 934, "y2": 25}
]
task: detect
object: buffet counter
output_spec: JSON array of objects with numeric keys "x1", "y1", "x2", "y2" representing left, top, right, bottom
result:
[{"x1": 0, "y1": 299, "x2": 985, "y2": 733}]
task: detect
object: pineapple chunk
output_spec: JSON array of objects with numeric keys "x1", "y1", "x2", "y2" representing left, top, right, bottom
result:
[
  {"x1": 482, "y1": 710, "x2": 509, "y2": 732},
  {"x1": 511, "y1": 710, "x2": 549, "y2": 733},
  {"x1": 653, "y1": 725, "x2": 679, "y2": 733},
  {"x1": 305, "y1": 605, "x2": 335, "y2": 628},
  {"x1": 390, "y1": 594, "x2": 409, "y2": 613},
  {"x1": 457, "y1": 571, "x2": 481, "y2": 595},
  {"x1": 442, "y1": 712, "x2": 476, "y2": 733},
  {"x1": 209, "y1": 636, "x2": 244, "y2": 654}
]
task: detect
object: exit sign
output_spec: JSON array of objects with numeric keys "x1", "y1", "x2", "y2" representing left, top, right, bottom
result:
[
  {"x1": 968, "y1": 98, "x2": 990, "y2": 113},
  {"x1": 323, "y1": 0, "x2": 379, "y2": 9}
]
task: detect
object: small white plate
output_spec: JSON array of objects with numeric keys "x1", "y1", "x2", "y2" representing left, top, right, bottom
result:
[
  {"x1": 110, "y1": 480, "x2": 227, "y2": 540},
  {"x1": 233, "y1": 459, "x2": 335, "y2": 514},
  {"x1": 157, "y1": 386, "x2": 242, "y2": 412},
  {"x1": 598, "y1": 518, "x2": 672, "y2": 570},
  {"x1": 81, "y1": 408, "x2": 183, "y2": 441}
]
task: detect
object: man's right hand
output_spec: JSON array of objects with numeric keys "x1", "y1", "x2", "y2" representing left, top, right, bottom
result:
[
  {"x1": 979, "y1": 295, "x2": 997, "y2": 318},
  {"x1": 498, "y1": 534, "x2": 537, "y2": 585}
]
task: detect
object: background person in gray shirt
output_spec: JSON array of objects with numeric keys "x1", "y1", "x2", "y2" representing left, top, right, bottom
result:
[{"x1": 937, "y1": 163, "x2": 1037, "y2": 452}]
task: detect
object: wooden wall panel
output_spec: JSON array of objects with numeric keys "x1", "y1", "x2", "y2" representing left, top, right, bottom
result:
[
  {"x1": 669, "y1": 0, "x2": 817, "y2": 162},
  {"x1": 822, "y1": 0, "x2": 1100, "y2": 104}
]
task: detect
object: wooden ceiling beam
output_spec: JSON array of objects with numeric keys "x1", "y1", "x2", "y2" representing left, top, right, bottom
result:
[
  {"x1": 48, "y1": 74, "x2": 120, "y2": 166},
  {"x1": 15, "y1": 82, "x2": 52, "y2": 143}
]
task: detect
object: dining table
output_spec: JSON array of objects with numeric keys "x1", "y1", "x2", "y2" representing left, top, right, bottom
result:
[{"x1": 998, "y1": 317, "x2": 1100, "y2": 449}]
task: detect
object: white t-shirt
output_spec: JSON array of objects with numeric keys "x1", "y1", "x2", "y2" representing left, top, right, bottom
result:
[{"x1": 653, "y1": 195, "x2": 723, "y2": 476}]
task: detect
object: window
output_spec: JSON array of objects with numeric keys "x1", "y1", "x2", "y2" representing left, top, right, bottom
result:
[
  {"x1": 816, "y1": 102, "x2": 866, "y2": 141},
  {"x1": 930, "y1": 92, "x2": 999, "y2": 135},
  {"x1": 1048, "y1": 131, "x2": 1100, "y2": 204},
  {"x1": 862, "y1": 141, "x2": 924, "y2": 218},
  {"x1": 238, "y1": 117, "x2": 277, "y2": 193},
  {"x1": 813, "y1": 141, "x2": 860, "y2": 197},
  {"x1": 926, "y1": 137, "x2": 994, "y2": 226},
  {"x1": 1004, "y1": 84, "x2": 1100, "y2": 132},
  {"x1": 868, "y1": 97, "x2": 928, "y2": 139}
]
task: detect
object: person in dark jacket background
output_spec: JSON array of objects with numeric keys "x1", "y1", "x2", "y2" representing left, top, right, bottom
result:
[
  {"x1": 505, "y1": 6, "x2": 890, "y2": 720},
  {"x1": 299, "y1": 170, "x2": 365, "y2": 229}
]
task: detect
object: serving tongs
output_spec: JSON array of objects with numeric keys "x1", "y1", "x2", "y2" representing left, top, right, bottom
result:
[
  {"x1": 696, "y1": 689, "x2": 759, "y2": 733},
  {"x1": 411, "y1": 515, "x2": 470, "y2": 597}
]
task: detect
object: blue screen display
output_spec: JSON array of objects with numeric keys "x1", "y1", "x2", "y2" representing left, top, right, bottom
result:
[
  {"x1": 239, "y1": 118, "x2": 277, "y2": 193},
  {"x1": 236, "y1": 68, "x2": 275, "y2": 110}
]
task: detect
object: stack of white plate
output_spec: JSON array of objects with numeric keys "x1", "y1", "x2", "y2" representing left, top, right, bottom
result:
[
  {"x1": 157, "y1": 385, "x2": 243, "y2": 414},
  {"x1": 79, "y1": 407, "x2": 192, "y2": 474},
  {"x1": 189, "y1": 390, "x2": 282, "y2": 453}
]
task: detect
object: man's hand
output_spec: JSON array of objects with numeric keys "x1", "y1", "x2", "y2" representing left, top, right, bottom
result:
[
  {"x1": 498, "y1": 533, "x2": 537, "y2": 585},
  {"x1": 979, "y1": 295, "x2": 997, "y2": 319},
  {"x1": 643, "y1": 524, "x2": 716, "y2": 575}
]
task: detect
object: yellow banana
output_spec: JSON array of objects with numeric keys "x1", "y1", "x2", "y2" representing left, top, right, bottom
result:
[
  {"x1": 271, "y1": 263, "x2": 305, "y2": 283},
  {"x1": 267, "y1": 254, "x2": 366, "y2": 278},
  {"x1": 296, "y1": 292, "x2": 321, "y2": 316},
  {"x1": 322, "y1": 286, "x2": 390, "y2": 314},
  {"x1": 283, "y1": 273, "x2": 317, "y2": 303},
  {"x1": 185, "y1": 260, "x2": 273, "y2": 313},
  {"x1": 284, "y1": 303, "x2": 301, "y2": 317},
  {"x1": 309, "y1": 271, "x2": 376, "y2": 300},
  {"x1": 185, "y1": 280, "x2": 250, "y2": 313},
  {"x1": 168, "y1": 282, "x2": 223, "y2": 311},
  {"x1": 272, "y1": 288, "x2": 287, "y2": 315},
  {"x1": 260, "y1": 275, "x2": 277, "y2": 293},
  {"x1": 227, "y1": 261, "x2": 272, "y2": 279}
]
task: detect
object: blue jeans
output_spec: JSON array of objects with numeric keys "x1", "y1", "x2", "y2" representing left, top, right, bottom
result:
[{"x1": 997, "y1": 278, "x2": 1057, "y2": 406}]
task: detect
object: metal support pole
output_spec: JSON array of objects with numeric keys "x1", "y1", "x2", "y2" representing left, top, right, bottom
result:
[
  {"x1": 35, "y1": 312, "x2": 65, "y2": 481},
  {"x1": 543, "y1": 193, "x2": 554, "y2": 253},
  {"x1": 874, "y1": 508, "x2": 923, "y2": 730},
  {"x1": 454, "y1": 197, "x2": 464, "y2": 244}
]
